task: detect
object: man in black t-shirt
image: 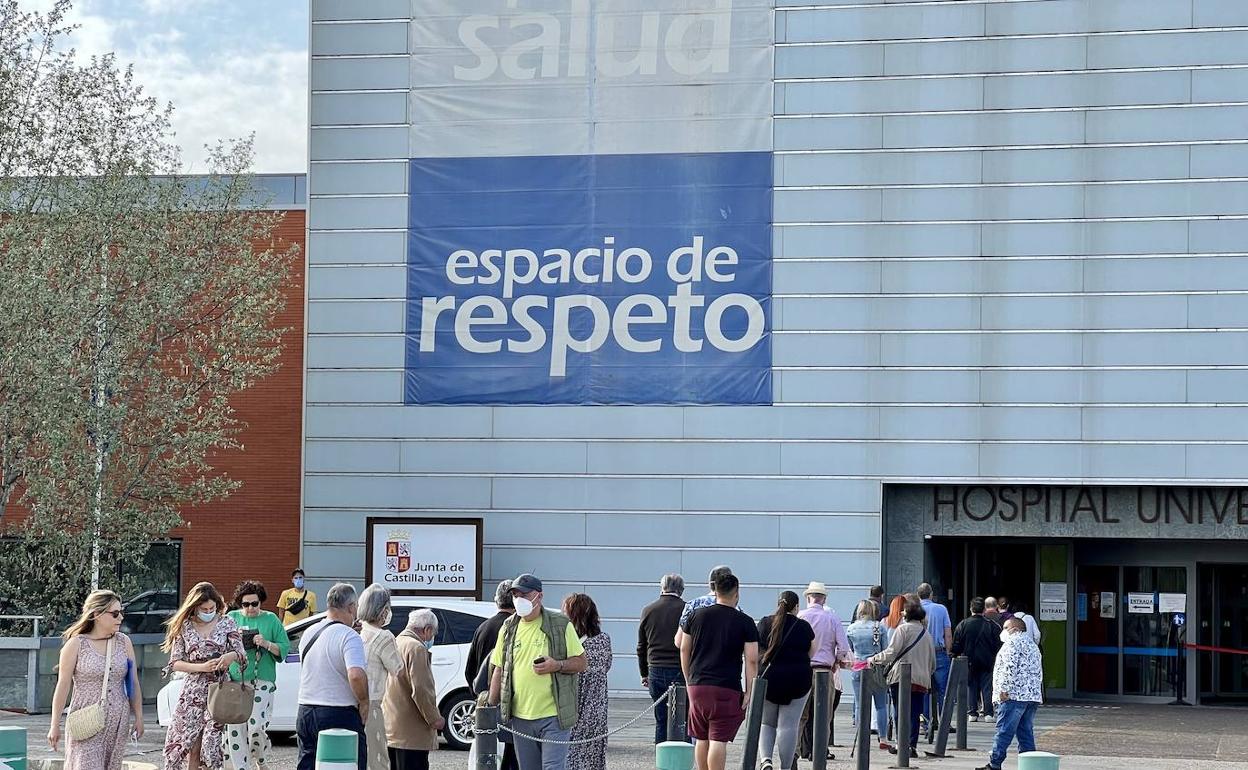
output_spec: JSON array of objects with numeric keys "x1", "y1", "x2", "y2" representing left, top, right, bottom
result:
[{"x1": 680, "y1": 573, "x2": 759, "y2": 770}]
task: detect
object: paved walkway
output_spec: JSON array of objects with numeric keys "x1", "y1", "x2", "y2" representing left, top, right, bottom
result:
[{"x1": 5, "y1": 699, "x2": 1246, "y2": 769}]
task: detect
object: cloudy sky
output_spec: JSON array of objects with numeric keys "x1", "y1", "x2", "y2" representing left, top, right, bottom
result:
[{"x1": 23, "y1": 0, "x2": 308, "y2": 173}]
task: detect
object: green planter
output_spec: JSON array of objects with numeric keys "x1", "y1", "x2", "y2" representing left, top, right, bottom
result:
[{"x1": 656, "y1": 740, "x2": 694, "y2": 770}]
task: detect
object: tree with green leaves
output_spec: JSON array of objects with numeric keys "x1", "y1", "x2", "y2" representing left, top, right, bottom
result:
[{"x1": 0, "y1": 0, "x2": 296, "y2": 628}]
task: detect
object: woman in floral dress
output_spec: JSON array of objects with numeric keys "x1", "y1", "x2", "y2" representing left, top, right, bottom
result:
[
  {"x1": 48, "y1": 589, "x2": 144, "y2": 770},
  {"x1": 563, "y1": 593, "x2": 613, "y2": 770},
  {"x1": 161, "y1": 582, "x2": 245, "y2": 770}
]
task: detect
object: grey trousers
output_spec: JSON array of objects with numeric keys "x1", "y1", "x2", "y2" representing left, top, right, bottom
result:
[
  {"x1": 510, "y1": 716, "x2": 571, "y2": 770},
  {"x1": 760, "y1": 694, "x2": 809, "y2": 770}
]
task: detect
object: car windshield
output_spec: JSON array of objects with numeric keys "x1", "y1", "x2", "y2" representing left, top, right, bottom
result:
[{"x1": 285, "y1": 605, "x2": 486, "y2": 651}]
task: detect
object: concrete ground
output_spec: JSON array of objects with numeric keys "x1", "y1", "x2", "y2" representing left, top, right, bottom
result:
[{"x1": 6, "y1": 699, "x2": 1246, "y2": 769}]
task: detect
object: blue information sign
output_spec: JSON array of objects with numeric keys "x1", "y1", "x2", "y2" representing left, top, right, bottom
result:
[{"x1": 405, "y1": 152, "x2": 773, "y2": 405}]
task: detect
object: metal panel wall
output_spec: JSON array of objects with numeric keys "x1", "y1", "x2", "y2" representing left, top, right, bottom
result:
[{"x1": 307, "y1": 0, "x2": 1248, "y2": 690}]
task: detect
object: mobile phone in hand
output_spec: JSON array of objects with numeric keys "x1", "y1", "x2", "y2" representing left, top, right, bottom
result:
[{"x1": 534, "y1": 657, "x2": 546, "y2": 665}]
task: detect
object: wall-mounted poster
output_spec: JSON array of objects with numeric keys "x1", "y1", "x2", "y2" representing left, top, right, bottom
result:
[
  {"x1": 1159, "y1": 593, "x2": 1187, "y2": 613},
  {"x1": 1100, "y1": 592, "x2": 1116, "y2": 618},
  {"x1": 365, "y1": 517, "x2": 483, "y2": 597}
]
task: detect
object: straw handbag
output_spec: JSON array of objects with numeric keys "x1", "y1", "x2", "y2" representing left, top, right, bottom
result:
[{"x1": 66, "y1": 635, "x2": 115, "y2": 741}]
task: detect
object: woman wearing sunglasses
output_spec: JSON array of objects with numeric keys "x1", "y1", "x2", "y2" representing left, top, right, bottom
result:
[
  {"x1": 48, "y1": 589, "x2": 144, "y2": 769},
  {"x1": 224, "y1": 580, "x2": 290, "y2": 770}
]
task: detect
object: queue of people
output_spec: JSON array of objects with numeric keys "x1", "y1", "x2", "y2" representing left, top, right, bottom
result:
[{"x1": 43, "y1": 568, "x2": 1044, "y2": 770}]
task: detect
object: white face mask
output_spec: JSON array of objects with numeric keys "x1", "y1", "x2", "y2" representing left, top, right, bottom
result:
[
  {"x1": 514, "y1": 597, "x2": 535, "y2": 617},
  {"x1": 1000, "y1": 629, "x2": 1013, "y2": 644}
]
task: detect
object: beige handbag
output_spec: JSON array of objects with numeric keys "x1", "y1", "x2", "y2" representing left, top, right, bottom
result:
[
  {"x1": 66, "y1": 635, "x2": 114, "y2": 741},
  {"x1": 207, "y1": 654, "x2": 255, "y2": 725}
]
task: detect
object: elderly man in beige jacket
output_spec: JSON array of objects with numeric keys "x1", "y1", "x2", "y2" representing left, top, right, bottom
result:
[{"x1": 384, "y1": 609, "x2": 444, "y2": 770}]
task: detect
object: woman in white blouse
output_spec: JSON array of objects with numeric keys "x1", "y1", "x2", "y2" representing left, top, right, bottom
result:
[{"x1": 357, "y1": 584, "x2": 404, "y2": 770}]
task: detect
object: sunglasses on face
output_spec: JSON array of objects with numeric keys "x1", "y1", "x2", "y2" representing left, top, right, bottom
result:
[
  {"x1": 98, "y1": 610, "x2": 123, "y2": 619},
  {"x1": 241, "y1": 601, "x2": 261, "y2": 608}
]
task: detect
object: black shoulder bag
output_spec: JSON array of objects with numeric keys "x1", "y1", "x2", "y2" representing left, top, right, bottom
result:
[
  {"x1": 286, "y1": 590, "x2": 310, "y2": 616},
  {"x1": 301, "y1": 620, "x2": 344, "y2": 660}
]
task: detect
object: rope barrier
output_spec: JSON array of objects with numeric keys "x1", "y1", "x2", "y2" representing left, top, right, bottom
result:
[
  {"x1": 1184, "y1": 642, "x2": 1248, "y2": 656},
  {"x1": 476, "y1": 685, "x2": 676, "y2": 746}
]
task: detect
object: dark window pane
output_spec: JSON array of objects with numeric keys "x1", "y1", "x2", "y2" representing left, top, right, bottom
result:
[
  {"x1": 441, "y1": 609, "x2": 486, "y2": 645},
  {"x1": 388, "y1": 608, "x2": 412, "y2": 636}
]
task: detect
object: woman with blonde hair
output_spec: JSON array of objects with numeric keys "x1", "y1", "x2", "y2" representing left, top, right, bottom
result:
[
  {"x1": 47, "y1": 590, "x2": 143, "y2": 769},
  {"x1": 160, "y1": 582, "x2": 245, "y2": 770}
]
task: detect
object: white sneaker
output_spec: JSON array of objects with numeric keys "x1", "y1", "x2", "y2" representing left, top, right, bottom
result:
[
  {"x1": 970, "y1": 715, "x2": 979, "y2": 722},
  {"x1": 986, "y1": 714, "x2": 996, "y2": 723}
]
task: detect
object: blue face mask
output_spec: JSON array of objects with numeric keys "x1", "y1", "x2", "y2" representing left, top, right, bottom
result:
[
  {"x1": 293, "y1": 578, "x2": 305, "y2": 589},
  {"x1": 422, "y1": 639, "x2": 434, "y2": 651},
  {"x1": 197, "y1": 610, "x2": 217, "y2": 623}
]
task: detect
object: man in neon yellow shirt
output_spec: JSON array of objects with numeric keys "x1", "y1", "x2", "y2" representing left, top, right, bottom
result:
[{"x1": 488, "y1": 573, "x2": 587, "y2": 770}]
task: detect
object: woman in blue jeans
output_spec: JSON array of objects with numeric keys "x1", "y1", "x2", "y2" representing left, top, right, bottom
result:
[{"x1": 846, "y1": 600, "x2": 892, "y2": 751}]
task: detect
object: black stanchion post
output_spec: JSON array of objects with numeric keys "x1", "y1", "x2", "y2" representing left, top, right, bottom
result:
[
  {"x1": 739, "y1": 677, "x2": 768, "y2": 770},
  {"x1": 812, "y1": 670, "x2": 831, "y2": 770},
  {"x1": 933, "y1": 653, "x2": 968, "y2": 758},
  {"x1": 667, "y1": 684, "x2": 689, "y2": 742},
  {"x1": 896, "y1": 663, "x2": 911, "y2": 769},
  {"x1": 474, "y1": 703, "x2": 499, "y2": 770},
  {"x1": 954, "y1": 657, "x2": 970, "y2": 751},
  {"x1": 856, "y1": 674, "x2": 872, "y2": 770}
]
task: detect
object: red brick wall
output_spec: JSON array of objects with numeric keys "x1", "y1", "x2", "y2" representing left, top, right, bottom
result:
[{"x1": 174, "y1": 209, "x2": 305, "y2": 606}]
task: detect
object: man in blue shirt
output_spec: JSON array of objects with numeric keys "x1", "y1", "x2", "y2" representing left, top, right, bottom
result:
[{"x1": 918, "y1": 583, "x2": 954, "y2": 728}]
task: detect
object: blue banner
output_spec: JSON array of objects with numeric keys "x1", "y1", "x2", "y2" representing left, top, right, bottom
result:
[{"x1": 404, "y1": 151, "x2": 773, "y2": 405}]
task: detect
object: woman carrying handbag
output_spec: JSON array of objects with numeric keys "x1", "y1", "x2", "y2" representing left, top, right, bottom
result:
[
  {"x1": 160, "y1": 582, "x2": 246, "y2": 770},
  {"x1": 48, "y1": 590, "x2": 144, "y2": 770},
  {"x1": 867, "y1": 595, "x2": 935, "y2": 759},
  {"x1": 847, "y1": 600, "x2": 893, "y2": 752}
]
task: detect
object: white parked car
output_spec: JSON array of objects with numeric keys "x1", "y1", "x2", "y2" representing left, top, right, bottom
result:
[{"x1": 157, "y1": 597, "x2": 496, "y2": 749}]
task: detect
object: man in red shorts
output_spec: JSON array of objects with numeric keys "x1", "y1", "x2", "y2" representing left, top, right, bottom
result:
[{"x1": 679, "y1": 571, "x2": 759, "y2": 770}]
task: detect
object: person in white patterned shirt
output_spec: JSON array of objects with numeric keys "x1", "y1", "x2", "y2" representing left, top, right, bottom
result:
[{"x1": 977, "y1": 618, "x2": 1043, "y2": 770}]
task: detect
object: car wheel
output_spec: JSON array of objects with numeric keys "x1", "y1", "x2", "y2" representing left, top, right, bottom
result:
[{"x1": 440, "y1": 691, "x2": 476, "y2": 751}]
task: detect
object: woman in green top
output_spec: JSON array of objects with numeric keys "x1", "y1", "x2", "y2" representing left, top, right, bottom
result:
[{"x1": 225, "y1": 580, "x2": 290, "y2": 770}]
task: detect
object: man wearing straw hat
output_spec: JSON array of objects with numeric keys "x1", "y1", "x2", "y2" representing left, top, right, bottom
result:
[{"x1": 796, "y1": 581, "x2": 850, "y2": 762}]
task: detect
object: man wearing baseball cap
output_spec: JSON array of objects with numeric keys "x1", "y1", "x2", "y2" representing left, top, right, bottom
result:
[{"x1": 488, "y1": 573, "x2": 587, "y2": 770}]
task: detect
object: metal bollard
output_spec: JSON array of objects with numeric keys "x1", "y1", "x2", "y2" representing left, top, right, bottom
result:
[
  {"x1": 315, "y1": 728, "x2": 358, "y2": 769},
  {"x1": 855, "y1": 674, "x2": 872, "y2": 770},
  {"x1": 933, "y1": 656, "x2": 967, "y2": 758},
  {"x1": 896, "y1": 663, "x2": 912, "y2": 769},
  {"x1": 955, "y1": 656, "x2": 970, "y2": 751},
  {"x1": 667, "y1": 684, "x2": 690, "y2": 742},
  {"x1": 474, "y1": 703, "x2": 500, "y2": 770},
  {"x1": 739, "y1": 677, "x2": 768, "y2": 770},
  {"x1": 812, "y1": 670, "x2": 831, "y2": 770}
]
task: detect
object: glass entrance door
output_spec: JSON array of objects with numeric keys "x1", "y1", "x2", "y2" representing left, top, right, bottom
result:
[
  {"x1": 1122, "y1": 566, "x2": 1185, "y2": 696},
  {"x1": 1075, "y1": 565, "x2": 1187, "y2": 697},
  {"x1": 1214, "y1": 565, "x2": 1248, "y2": 698},
  {"x1": 1076, "y1": 565, "x2": 1119, "y2": 694}
]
